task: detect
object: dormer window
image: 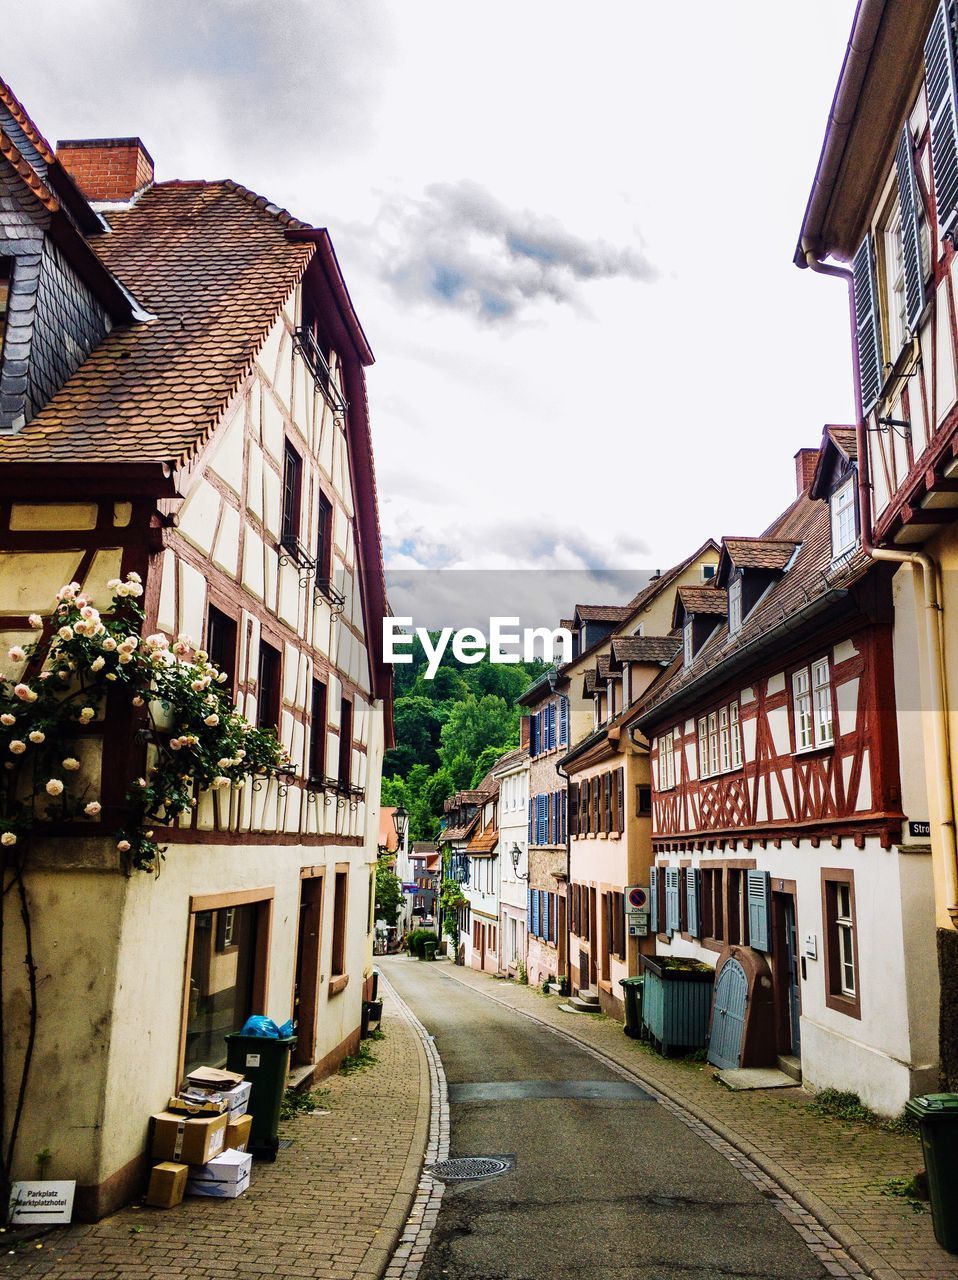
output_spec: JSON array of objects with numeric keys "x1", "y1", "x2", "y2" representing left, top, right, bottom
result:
[
  {"x1": 728, "y1": 577, "x2": 742, "y2": 637},
  {"x1": 830, "y1": 478, "x2": 857, "y2": 559},
  {"x1": 683, "y1": 617, "x2": 693, "y2": 667}
]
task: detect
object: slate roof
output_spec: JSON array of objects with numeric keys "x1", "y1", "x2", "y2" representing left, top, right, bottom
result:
[{"x1": 609, "y1": 635, "x2": 681, "y2": 666}]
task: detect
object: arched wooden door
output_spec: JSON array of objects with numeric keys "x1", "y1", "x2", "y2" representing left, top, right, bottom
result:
[{"x1": 708, "y1": 958, "x2": 748, "y2": 1070}]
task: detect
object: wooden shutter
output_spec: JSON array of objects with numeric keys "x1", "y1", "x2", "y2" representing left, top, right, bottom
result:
[
  {"x1": 665, "y1": 867, "x2": 680, "y2": 936},
  {"x1": 591, "y1": 777, "x2": 599, "y2": 832},
  {"x1": 650, "y1": 866, "x2": 658, "y2": 933},
  {"x1": 616, "y1": 767, "x2": 625, "y2": 833},
  {"x1": 570, "y1": 782, "x2": 579, "y2": 835},
  {"x1": 528, "y1": 798, "x2": 534, "y2": 843},
  {"x1": 686, "y1": 868, "x2": 701, "y2": 938},
  {"x1": 852, "y1": 235, "x2": 883, "y2": 413},
  {"x1": 532, "y1": 889, "x2": 540, "y2": 937},
  {"x1": 529, "y1": 714, "x2": 538, "y2": 756},
  {"x1": 926, "y1": 0, "x2": 958, "y2": 237},
  {"x1": 895, "y1": 124, "x2": 926, "y2": 328},
  {"x1": 559, "y1": 696, "x2": 569, "y2": 746},
  {"x1": 746, "y1": 870, "x2": 771, "y2": 952},
  {"x1": 527, "y1": 885, "x2": 533, "y2": 930}
]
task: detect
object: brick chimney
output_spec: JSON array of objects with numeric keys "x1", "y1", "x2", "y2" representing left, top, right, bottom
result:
[
  {"x1": 519, "y1": 715, "x2": 530, "y2": 750},
  {"x1": 794, "y1": 447, "x2": 820, "y2": 496},
  {"x1": 55, "y1": 137, "x2": 154, "y2": 203}
]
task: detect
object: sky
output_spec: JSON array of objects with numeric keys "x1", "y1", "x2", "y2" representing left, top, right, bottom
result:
[{"x1": 6, "y1": 0, "x2": 859, "y2": 609}]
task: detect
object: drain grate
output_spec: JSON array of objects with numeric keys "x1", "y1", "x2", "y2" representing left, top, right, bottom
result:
[{"x1": 429, "y1": 1156, "x2": 513, "y2": 1182}]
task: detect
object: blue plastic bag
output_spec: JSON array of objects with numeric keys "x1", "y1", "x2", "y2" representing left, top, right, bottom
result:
[
  {"x1": 278, "y1": 1019, "x2": 295, "y2": 1039},
  {"x1": 239, "y1": 1015, "x2": 281, "y2": 1038}
]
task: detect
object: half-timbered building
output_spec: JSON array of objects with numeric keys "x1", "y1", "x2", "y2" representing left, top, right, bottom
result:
[
  {"x1": 636, "y1": 439, "x2": 938, "y2": 1114},
  {"x1": 796, "y1": 0, "x2": 958, "y2": 1089},
  {"x1": 0, "y1": 83, "x2": 391, "y2": 1215}
]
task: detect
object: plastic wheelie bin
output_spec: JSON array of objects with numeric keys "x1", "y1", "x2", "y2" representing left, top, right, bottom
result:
[
  {"x1": 225, "y1": 1031, "x2": 296, "y2": 1161},
  {"x1": 904, "y1": 1093, "x2": 958, "y2": 1253},
  {"x1": 620, "y1": 976, "x2": 644, "y2": 1039},
  {"x1": 423, "y1": 939, "x2": 438, "y2": 961}
]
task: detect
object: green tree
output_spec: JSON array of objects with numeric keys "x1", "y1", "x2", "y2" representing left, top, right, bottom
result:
[
  {"x1": 470, "y1": 744, "x2": 514, "y2": 789},
  {"x1": 382, "y1": 695, "x2": 447, "y2": 776},
  {"x1": 375, "y1": 855, "x2": 404, "y2": 927},
  {"x1": 438, "y1": 694, "x2": 518, "y2": 780}
]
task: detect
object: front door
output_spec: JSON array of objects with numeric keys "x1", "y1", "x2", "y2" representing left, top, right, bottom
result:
[
  {"x1": 293, "y1": 876, "x2": 323, "y2": 1067},
  {"x1": 783, "y1": 896, "x2": 801, "y2": 1056},
  {"x1": 588, "y1": 889, "x2": 598, "y2": 988}
]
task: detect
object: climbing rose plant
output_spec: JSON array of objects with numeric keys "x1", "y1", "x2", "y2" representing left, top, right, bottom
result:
[{"x1": 0, "y1": 574, "x2": 285, "y2": 871}]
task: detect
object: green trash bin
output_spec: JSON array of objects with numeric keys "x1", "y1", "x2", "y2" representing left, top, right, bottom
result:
[
  {"x1": 423, "y1": 940, "x2": 438, "y2": 961},
  {"x1": 904, "y1": 1093, "x2": 958, "y2": 1253},
  {"x1": 620, "y1": 976, "x2": 644, "y2": 1039},
  {"x1": 225, "y1": 1033, "x2": 296, "y2": 1162}
]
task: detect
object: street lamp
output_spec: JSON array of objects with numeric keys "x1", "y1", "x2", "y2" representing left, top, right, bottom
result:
[
  {"x1": 510, "y1": 842, "x2": 528, "y2": 880},
  {"x1": 393, "y1": 805, "x2": 409, "y2": 846}
]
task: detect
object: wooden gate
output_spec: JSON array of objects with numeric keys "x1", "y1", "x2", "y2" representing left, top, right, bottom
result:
[{"x1": 707, "y1": 958, "x2": 748, "y2": 1070}]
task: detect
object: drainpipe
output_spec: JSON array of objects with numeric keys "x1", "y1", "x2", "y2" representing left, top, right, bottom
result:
[
  {"x1": 556, "y1": 756, "x2": 572, "y2": 995},
  {"x1": 804, "y1": 248, "x2": 958, "y2": 924}
]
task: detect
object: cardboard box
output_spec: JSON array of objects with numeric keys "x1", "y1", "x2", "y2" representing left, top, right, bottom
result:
[
  {"x1": 145, "y1": 1162, "x2": 188, "y2": 1209},
  {"x1": 167, "y1": 1094, "x2": 228, "y2": 1117},
  {"x1": 181, "y1": 1080, "x2": 251, "y2": 1120},
  {"x1": 151, "y1": 1111, "x2": 227, "y2": 1165},
  {"x1": 186, "y1": 1066, "x2": 244, "y2": 1091},
  {"x1": 225, "y1": 1113, "x2": 253, "y2": 1153},
  {"x1": 186, "y1": 1148, "x2": 251, "y2": 1199}
]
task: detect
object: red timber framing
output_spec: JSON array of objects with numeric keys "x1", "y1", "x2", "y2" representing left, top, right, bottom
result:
[{"x1": 650, "y1": 622, "x2": 903, "y2": 854}]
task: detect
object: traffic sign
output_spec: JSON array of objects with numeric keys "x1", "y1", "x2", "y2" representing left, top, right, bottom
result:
[{"x1": 625, "y1": 885, "x2": 649, "y2": 912}]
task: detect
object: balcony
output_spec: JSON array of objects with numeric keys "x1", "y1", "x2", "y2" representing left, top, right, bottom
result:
[{"x1": 294, "y1": 326, "x2": 348, "y2": 416}]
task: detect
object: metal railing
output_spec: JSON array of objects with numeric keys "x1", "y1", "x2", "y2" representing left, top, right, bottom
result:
[{"x1": 294, "y1": 327, "x2": 348, "y2": 416}]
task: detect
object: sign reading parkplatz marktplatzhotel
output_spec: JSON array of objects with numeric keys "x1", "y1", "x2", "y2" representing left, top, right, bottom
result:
[{"x1": 383, "y1": 618, "x2": 573, "y2": 679}]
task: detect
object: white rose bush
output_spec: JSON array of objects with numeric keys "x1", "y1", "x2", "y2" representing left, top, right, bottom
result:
[{"x1": 0, "y1": 574, "x2": 284, "y2": 872}]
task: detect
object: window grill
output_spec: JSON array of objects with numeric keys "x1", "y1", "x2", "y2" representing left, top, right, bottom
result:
[{"x1": 294, "y1": 326, "x2": 348, "y2": 415}]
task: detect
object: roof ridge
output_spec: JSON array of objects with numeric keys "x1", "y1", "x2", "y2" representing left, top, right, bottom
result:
[
  {"x1": 0, "y1": 76, "x2": 55, "y2": 165},
  {"x1": 0, "y1": 126, "x2": 59, "y2": 214}
]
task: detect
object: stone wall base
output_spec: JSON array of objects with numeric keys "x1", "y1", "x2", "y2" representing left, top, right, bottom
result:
[{"x1": 939, "y1": 927, "x2": 958, "y2": 1090}]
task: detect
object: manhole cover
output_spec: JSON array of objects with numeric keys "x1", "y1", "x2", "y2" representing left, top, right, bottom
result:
[{"x1": 430, "y1": 1156, "x2": 513, "y2": 1181}]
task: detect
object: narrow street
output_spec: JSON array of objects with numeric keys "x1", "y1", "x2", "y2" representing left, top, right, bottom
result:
[{"x1": 384, "y1": 957, "x2": 829, "y2": 1280}]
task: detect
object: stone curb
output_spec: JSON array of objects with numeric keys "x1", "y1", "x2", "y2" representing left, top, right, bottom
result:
[
  {"x1": 380, "y1": 973, "x2": 449, "y2": 1280},
  {"x1": 437, "y1": 962, "x2": 879, "y2": 1280}
]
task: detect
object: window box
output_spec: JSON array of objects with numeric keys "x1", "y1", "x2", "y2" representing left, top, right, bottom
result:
[{"x1": 640, "y1": 954, "x2": 715, "y2": 1055}]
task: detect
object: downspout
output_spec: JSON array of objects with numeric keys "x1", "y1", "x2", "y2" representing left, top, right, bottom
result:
[
  {"x1": 804, "y1": 248, "x2": 958, "y2": 924},
  {"x1": 556, "y1": 755, "x2": 572, "y2": 995}
]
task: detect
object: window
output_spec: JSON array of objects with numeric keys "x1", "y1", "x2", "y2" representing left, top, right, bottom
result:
[
  {"x1": 331, "y1": 869, "x2": 348, "y2": 980},
  {"x1": 697, "y1": 717, "x2": 708, "y2": 777},
  {"x1": 206, "y1": 605, "x2": 238, "y2": 693},
  {"x1": 728, "y1": 577, "x2": 742, "y2": 636},
  {"x1": 657, "y1": 731, "x2": 675, "y2": 790},
  {"x1": 256, "y1": 640, "x2": 281, "y2": 730},
  {"x1": 701, "y1": 563, "x2": 716, "y2": 581},
  {"x1": 729, "y1": 702, "x2": 742, "y2": 768},
  {"x1": 282, "y1": 441, "x2": 303, "y2": 550},
  {"x1": 309, "y1": 678, "x2": 328, "y2": 783},
  {"x1": 707, "y1": 711, "x2": 719, "y2": 777},
  {"x1": 884, "y1": 200, "x2": 908, "y2": 356},
  {"x1": 830, "y1": 478, "x2": 857, "y2": 559},
  {"x1": 719, "y1": 705, "x2": 731, "y2": 773},
  {"x1": 636, "y1": 783, "x2": 652, "y2": 816},
  {"x1": 300, "y1": 293, "x2": 334, "y2": 395},
  {"x1": 338, "y1": 696, "x2": 353, "y2": 790},
  {"x1": 0, "y1": 259, "x2": 10, "y2": 356},
  {"x1": 823, "y1": 870, "x2": 860, "y2": 1017},
  {"x1": 316, "y1": 492, "x2": 334, "y2": 583},
  {"x1": 683, "y1": 617, "x2": 694, "y2": 667},
  {"x1": 793, "y1": 658, "x2": 833, "y2": 751}
]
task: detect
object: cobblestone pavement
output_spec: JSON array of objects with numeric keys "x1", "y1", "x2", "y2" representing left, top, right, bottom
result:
[
  {"x1": 0, "y1": 980, "x2": 431, "y2": 1280},
  {"x1": 432, "y1": 958, "x2": 958, "y2": 1280}
]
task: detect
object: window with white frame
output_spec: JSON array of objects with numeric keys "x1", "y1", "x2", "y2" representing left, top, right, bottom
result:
[
  {"x1": 835, "y1": 882, "x2": 856, "y2": 995},
  {"x1": 830, "y1": 478, "x2": 857, "y2": 559},
  {"x1": 658, "y1": 730, "x2": 675, "y2": 790},
  {"x1": 683, "y1": 617, "x2": 694, "y2": 668},
  {"x1": 793, "y1": 657, "x2": 834, "y2": 750},
  {"x1": 884, "y1": 200, "x2": 908, "y2": 357},
  {"x1": 729, "y1": 701, "x2": 742, "y2": 768},
  {"x1": 728, "y1": 577, "x2": 742, "y2": 636},
  {"x1": 698, "y1": 701, "x2": 742, "y2": 777}
]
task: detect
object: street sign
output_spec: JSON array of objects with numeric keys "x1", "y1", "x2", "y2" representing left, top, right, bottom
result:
[
  {"x1": 908, "y1": 820, "x2": 931, "y2": 839},
  {"x1": 625, "y1": 885, "x2": 649, "y2": 912},
  {"x1": 402, "y1": 883, "x2": 418, "y2": 893},
  {"x1": 9, "y1": 1181, "x2": 75, "y2": 1225},
  {"x1": 626, "y1": 910, "x2": 649, "y2": 937}
]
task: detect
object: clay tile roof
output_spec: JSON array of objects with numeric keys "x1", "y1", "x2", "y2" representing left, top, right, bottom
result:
[
  {"x1": 623, "y1": 539, "x2": 720, "y2": 612},
  {"x1": 676, "y1": 585, "x2": 728, "y2": 616},
  {"x1": 583, "y1": 669, "x2": 597, "y2": 695},
  {"x1": 825, "y1": 426, "x2": 858, "y2": 459},
  {"x1": 575, "y1": 604, "x2": 632, "y2": 623},
  {"x1": 411, "y1": 841, "x2": 438, "y2": 854},
  {"x1": 610, "y1": 635, "x2": 681, "y2": 665},
  {"x1": 0, "y1": 180, "x2": 316, "y2": 467},
  {"x1": 491, "y1": 747, "x2": 527, "y2": 776},
  {"x1": 595, "y1": 654, "x2": 611, "y2": 680},
  {"x1": 0, "y1": 76, "x2": 56, "y2": 166},
  {"x1": 467, "y1": 818, "x2": 499, "y2": 854},
  {"x1": 722, "y1": 537, "x2": 799, "y2": 572},
  {"x1": 0, "y1": 127, "x2": 59, "y2": 214}
]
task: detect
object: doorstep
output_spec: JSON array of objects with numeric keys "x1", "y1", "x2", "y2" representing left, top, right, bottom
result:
[{"x1": 716, "y1": 1067, "x2": 798, "y2": 1091}]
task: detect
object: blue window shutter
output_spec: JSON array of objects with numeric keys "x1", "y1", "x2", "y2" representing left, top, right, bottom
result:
[
  {"x1": 686, "y1": 868, "x2": 700, "y2": 938},
  {"x1": 561, "y1": 789, "x2": 567, "y2": 842},
  {"x1": 559, "y1": 696, "x2": 569, "y2": 746},
  {"x1": 650, "y1": 866, "x2": 658, "y2": 934},
  {"x1": 895, "y1": 124, "x2": 926, "y2": 329},
  {"x1": 528, "y1": 797, "x2": 534, "y2": 843},
  {"x1": 528, "y1": 885, "x2": 533, "y2": 931},
  {"x1": 548, "y1": 893, "x2": 554, "y2": 942},
  {"x1": 926, "y1": 0, "x2": 958, "y2": 238},
  {"x1": 529, "y1": 714, "x2": 538, "y2": 757},
  {"x1": 665, "y1": 867, "x2": 680, "y2": 937},
  {"x1": 533, "y1": 889, "x2": 541, "y2": 937},
  {"x1": 747, "y1": 870, "x2": 771, "y2": 952},
  {"x1": 852, "y1": 235, "x2": 882, "y2": 413}
]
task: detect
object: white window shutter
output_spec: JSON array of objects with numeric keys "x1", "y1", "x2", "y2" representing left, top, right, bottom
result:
[
  {"x1": 746, "y1": 870, "x2": 771, "y2": 952},
  {"x1": 895, "y1": 125, "x2": 926, "y2": 329},
  {"x1": 926, "y1": 0, "x2": 958, "y2": 238}
]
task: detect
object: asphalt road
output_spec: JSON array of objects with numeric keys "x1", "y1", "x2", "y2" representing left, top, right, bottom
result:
[{"x1": 383, "y1": 956, "x2": 828, "y2": 1280}]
